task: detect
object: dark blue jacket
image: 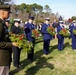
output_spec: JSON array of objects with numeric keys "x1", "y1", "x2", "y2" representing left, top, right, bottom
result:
[
  {"x1": 70, "y1": 25, "x2": 76, "y2": 37},
  {"x1": 69, "y1": 24, "x2": 74, "y2": 38},
  {"x1": 57, "y1": 25, "x2": 64, "y2": 50},
  {"x1": 41, "y1": 23, "x2": 52, "y2": 40},
  {"x1": 57, "y1": 25, "x2": 64, "y2": 40},
  {"x1": 70, "y1": 25, "x2": 76, "y2": 49},
  {"x1": 24, "y1": 22, "x2": 35, "y2": 42}
]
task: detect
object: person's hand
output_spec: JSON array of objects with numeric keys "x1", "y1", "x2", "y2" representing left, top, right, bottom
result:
[{"x1": 12, "y1": 42, "x2": 18, "y2": 47}]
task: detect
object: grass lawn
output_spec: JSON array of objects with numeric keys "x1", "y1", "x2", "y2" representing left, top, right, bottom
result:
[{"x1": 10, "y1": 38, "x2": 76, "y2": 75}]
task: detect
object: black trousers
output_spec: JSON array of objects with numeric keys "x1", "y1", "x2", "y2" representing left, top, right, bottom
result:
[
  {"x1": 12, "y1": 46, "x2": 21, "y2": 67},
  {"x1": 27, "y1": 48, "x2": 34, "y2": 61},
  {"x1": 43, "y1": 39, "x2": 50, "y2": 54},
  {"x1": 27, "y1": 39, "x2": 35, "y2": 61}
]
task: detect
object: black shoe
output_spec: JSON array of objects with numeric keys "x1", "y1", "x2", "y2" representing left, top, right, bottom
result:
[
  {"x1": 44, "y1": 53, "x2": 49, "y2": 55},
  {"x1": 19, "y1": 63, "x2": 23, "y2": 66},
  {"x1": 27, "y1": 58, "x2": 34, "y2": 62},
  {"x1": 14, "y1": 65, "x2": 21, "y2": 69},
  {"x1": 16, "y1": 66, "x2": 21, "y2": 69}
]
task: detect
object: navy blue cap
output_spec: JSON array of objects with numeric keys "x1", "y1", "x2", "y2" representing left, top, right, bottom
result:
[{"x1": 28, "y1": 16, "x2": 34, "y2": 20}]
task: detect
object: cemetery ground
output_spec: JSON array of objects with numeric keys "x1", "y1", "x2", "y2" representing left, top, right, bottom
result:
[{"x1": 10, "y1": 38, "x2": 76, "y2": 75}]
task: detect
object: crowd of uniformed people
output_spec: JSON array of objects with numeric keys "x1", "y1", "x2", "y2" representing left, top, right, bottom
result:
[{"x1": 0, "y1": 2, "x2": 76, "y2": 75}]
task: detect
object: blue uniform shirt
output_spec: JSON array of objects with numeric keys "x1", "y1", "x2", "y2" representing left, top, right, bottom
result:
[
  {"x1": 57, "y1": 25, "x2": 64, "y2": 40},
  {"x1": 24, "y1": 22, "x2": 35, "y2": 42},
  {"x1": 41, "y1": 23, "x2": 52, "y2": 40}
]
